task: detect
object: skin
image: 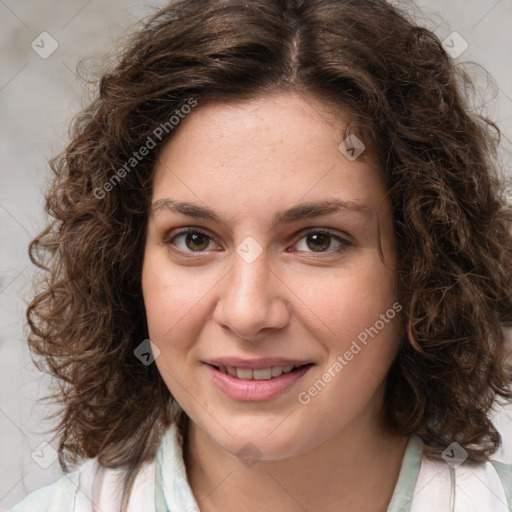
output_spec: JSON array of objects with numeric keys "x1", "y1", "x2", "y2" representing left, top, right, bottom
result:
[{"x1": 142, "y1": 92, "x2": 408, "y2": 512}]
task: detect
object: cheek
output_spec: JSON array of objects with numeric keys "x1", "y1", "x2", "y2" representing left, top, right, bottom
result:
[
  {"x1": 298, "y1": 255, "x2": 401, "y2": 384},
  {"x1": 141, "y1": 252, "x2": 207, "y2": 337},
  {"x1": 141, "y1": 254, "x2": 203, "y2": 396},
  {"x1": 298, "y1": 258, "x2": 397, "y2": 334}
]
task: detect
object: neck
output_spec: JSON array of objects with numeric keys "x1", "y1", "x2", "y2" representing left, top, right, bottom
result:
[{"x1": 183, "y1": 402, "x2": 408, "y2": 512}]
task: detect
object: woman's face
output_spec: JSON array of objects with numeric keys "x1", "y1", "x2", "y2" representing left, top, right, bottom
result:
[{"x1": 142, "y1": 92, "x2": 402, "y2": 460}]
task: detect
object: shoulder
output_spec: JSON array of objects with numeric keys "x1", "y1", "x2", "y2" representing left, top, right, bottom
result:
[
  {"x1": 411, "y1": 452, "x2": 512, "y2": 512},
  {"x1": 7, "y1": 466, "x2": 82, "y2": 512},
  {"x1": 7, "y1": 457, "x2": 157, "y2": 512}
]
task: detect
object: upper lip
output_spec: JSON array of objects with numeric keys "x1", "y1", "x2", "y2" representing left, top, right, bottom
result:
[{"x1": 204, "y1": 357, "x2": 313, "y2": 370}]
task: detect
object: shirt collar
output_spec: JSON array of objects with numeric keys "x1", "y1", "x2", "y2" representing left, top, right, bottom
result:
[{"x1": 155, "y1": 418, "x2": 423, "y2": 512}]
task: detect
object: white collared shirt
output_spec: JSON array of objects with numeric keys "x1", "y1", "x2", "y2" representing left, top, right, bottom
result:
[{"x1": 8, "y1": 422, "x2": 512, "y2": 512}]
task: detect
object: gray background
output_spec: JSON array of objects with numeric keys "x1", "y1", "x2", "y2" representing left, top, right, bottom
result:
[{"x1": 1, "y1": 0, "x2": 511, "y2": 509}]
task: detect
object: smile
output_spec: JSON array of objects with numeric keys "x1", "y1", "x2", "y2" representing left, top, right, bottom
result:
[
  {"x1": 206, "y1": 363, "x2": 314, "y2": 401},
  {"x1": 213, "y1": 364, "x2": 304, "y2": 380}
]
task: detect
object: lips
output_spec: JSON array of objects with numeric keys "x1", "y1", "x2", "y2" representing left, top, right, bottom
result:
[{"x1": 206, "y1": 362, "x2": 313, "y2": 401}]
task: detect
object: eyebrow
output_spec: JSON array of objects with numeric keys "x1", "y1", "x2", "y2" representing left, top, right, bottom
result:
[{"x1": 150, "y1": 198, "x2": 373, "y2": 230}]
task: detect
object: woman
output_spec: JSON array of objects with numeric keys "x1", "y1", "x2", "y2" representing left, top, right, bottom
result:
[{"x1": 10, "y1": 0, "x2": 512, "y2": 510}]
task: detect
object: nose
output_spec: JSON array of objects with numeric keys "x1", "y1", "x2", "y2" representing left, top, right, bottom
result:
[{"x1": 212, "y1": 248, "x2": 291, "y2": 342}]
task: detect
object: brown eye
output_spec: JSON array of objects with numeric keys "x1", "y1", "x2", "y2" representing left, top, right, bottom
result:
[
  {"x1": 184, "y1": 232, "x2": 210, "y2": 251},
  {"x1": 166, "y1": 229, "x2": 215, "y2": 252},
  {"x1": 305, "y1": 232, "x2": 332, "y2": 252},
  {"x1": 294, "y1": 230, "x2": 350, "y2": 255}
]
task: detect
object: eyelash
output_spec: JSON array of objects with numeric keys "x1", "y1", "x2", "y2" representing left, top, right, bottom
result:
[{"x1": 163, "y1": 227, "x2": 351, "y2": 258}]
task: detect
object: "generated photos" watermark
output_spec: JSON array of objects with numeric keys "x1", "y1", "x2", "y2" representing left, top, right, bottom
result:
[
  {"x1": 93, "y1": 97, "x2": 197, "y2": 199},
  {"x1": 298, "y1": 302, "x2": 402, "y2": 404}
]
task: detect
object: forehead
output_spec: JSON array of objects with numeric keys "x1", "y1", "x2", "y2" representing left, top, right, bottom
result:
[
  {"x1": 153, "y1": 91, "x2": 374, "y2": 170},
  {"x1": 149, "y1": 92, "x2": 387, "y2": 223}
]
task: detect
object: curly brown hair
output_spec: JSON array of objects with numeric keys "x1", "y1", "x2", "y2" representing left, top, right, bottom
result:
[{"x1": 26, "y1": 0, "x2": 512, "y2": 509}]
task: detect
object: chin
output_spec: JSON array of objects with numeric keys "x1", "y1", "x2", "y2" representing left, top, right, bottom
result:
[{"x1": 204, "y1": 419, "x2": 314, "y2": 462}]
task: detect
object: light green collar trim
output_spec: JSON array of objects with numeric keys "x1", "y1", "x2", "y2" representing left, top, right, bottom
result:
[
  {"x1": 490, "y1": 460, "x2": 512, "y2": 508},
  {"x1": 155, "y1": 424, "x2": 423, "y2": 512},
  {"x1": 156, "y1": 420, "x2": 199, "y2": 512},
  {"x1": 155, "y1": 459, "x2": 169, "y2": 512},
  {"x1": 386, "y1": 434, "x2": 424, "y2": 512}
]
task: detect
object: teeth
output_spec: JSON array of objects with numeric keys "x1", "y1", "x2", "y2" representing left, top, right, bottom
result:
[
  {"x1": 217, "y1": 365, "x2": 301, "y2": 380},
  {"x1": 252, "y1": 368, "x2": 272, "y2": 380},
  {"x1": 271, "y1": 367, "x2": 283, "y2": 377},
  {"x1": 236, "y1": 368, "x2": 253, "y2": 379}
]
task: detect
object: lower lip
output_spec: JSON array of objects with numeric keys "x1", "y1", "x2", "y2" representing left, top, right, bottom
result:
[{"x1": 205, "y1": 364, "x2": 313, "y2": 401}]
